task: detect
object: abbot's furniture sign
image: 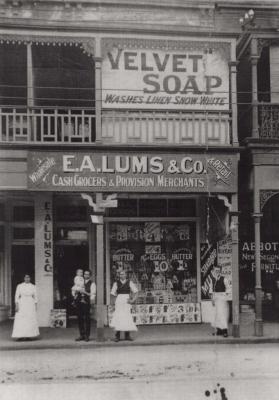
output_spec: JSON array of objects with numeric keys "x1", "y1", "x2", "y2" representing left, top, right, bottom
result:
[
  {"x1": 27, "y1": 151, "x2": 237, "y2": 193},
  {"x1": 102, "y1": 39, "x2": 230, "y2": 111}
]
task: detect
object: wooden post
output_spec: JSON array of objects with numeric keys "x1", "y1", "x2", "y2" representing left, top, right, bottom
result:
[
  {"x1": 253, "y1": 210, "x2": 263, "y2": 336},
  {"x1": 229, "y1": 61, "x2": 239, "y2": 146},
  {"x1": 94, "y1": 38, "x2": 102, "y2": 143},
  {"x1": 27, "y1": 43, "x2": 34, "y2": 141},
  {"x1": 230, "y1": 194, "x2": 240, "y2": 337},
  {"x1": 95, "y1": 193, "x2": 105, "y2": 341},
  {"x1": 253, "y1": 166, "x2": 263, "y2": 336},
  {"x1": 27, "y1": 43, "x2": 34, "y2": 108},
  {"x1": 250, "y1": 38, "x2": 259, "y2": 138}
]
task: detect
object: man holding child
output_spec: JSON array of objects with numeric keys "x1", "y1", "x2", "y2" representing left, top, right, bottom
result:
[{"x1": 72, "y1": 269, "x2": 96, "y2": 342}]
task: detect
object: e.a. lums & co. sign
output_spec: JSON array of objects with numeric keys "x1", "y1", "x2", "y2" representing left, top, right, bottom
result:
[{"x1": 27, "y1": 152, "x2": 237, "y2": 193}]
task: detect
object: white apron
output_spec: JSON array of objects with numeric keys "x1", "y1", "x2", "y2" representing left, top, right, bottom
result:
[
  {"x1": 110, "y1": 294, "x2": 138, "y2": 332},
  {"x1": 211, "y1": 292, "x2": 229, "y2": 330},
  {"x1": 12, "y1": 283, "x2": 40, "y2": 338}
]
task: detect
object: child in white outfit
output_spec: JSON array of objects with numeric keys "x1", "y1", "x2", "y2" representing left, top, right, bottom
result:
[{"x1": 71, "y1": 269, "x2": 86, "y2": 306}]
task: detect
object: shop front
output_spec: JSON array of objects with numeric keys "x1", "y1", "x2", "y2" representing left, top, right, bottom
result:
[{"x1": 24, "y1": 149, "x2": 239, "y2": 333}]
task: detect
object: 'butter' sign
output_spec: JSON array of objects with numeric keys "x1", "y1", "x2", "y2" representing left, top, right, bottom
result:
[{"x1": 102, "y1": 40, "x2": 230, "y2": 111}]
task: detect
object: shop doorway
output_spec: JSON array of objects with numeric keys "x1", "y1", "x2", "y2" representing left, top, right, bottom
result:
[
  {"x1": 54, "y1": 244, "x2": 89, "y2": 315},
  {"x1": 11, "y1": 245, "x2": 35, "y2": 314}
]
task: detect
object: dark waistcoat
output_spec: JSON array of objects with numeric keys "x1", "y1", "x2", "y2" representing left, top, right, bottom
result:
[
  {"x1": 213, "y1": 276, "x2": 226, "y2": 293},
  {"x1": 116, "y1": 280, "x2": 130, "y2": 294},
  {"x1": 82, "y1": 279, "x2": 92, "y2": 304}
]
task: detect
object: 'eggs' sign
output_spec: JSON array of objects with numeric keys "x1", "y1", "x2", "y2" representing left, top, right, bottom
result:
[{"x1": 102, "y1": 41, "x2": 230, "y2": 110}]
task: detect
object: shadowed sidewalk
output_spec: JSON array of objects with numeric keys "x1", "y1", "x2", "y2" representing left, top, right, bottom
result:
[{"x1": 1, "y1": 318, "x2": 279, "y2": 350}]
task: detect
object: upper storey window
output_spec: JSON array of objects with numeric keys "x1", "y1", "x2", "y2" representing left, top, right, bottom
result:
[
  {"x1": 32, "y1": 46, "x2": 95, "y2": 108},
  {"x1": 0, "y1": 43, "x2": 95, "y2": 109},
  {"x1": 0, "y1": 44, "x2": 27, "y2": 106}
]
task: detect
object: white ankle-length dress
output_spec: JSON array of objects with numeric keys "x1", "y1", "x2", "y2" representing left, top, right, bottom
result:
[{"x1": 12, "y1": 282, "x2": 40, "y2": 339}]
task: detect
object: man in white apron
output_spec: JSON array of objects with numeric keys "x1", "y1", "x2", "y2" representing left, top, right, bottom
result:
[
  {"x1": 210, "y1": 265, "x2": 229, "y2": 337},
  {"x1": 110, "y1": 270, "x2": 138, "y2": 342}
]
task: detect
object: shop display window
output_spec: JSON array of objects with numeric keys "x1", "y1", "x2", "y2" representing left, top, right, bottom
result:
[{"x1": 109, "y1": 221, "x2": 197, "y2": 305}]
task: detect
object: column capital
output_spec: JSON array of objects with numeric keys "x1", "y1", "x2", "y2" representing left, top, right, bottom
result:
[
  {"x1": 94, "y1": 57, "x2": 103, "y2": 64},
  {"x1": 228, "y1": 61, "x2": 239, "y2": 68},
  {"x1": 250, "y1": 55, "x2": 260, "y2": 65},
  {"x1": 229, "y1": 211, "x2": 241, "y2": 217},
  {"x1": 252, "y1": 212, "x2": 263, "y2": 221}
]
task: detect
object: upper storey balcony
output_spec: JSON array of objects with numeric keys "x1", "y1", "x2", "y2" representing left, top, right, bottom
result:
[
  {"x1": 0, "y1": 107, "x2": 231, "y2": 146},
  {"x1": 258, "y1": 103, "x2": 279, "y2": 139},
  {"x1": 238, "y1": 38, "x2": 279, "y2": 143},
  {"x1": 0, "y1": 38, "x2": 236, "y2": 147}
]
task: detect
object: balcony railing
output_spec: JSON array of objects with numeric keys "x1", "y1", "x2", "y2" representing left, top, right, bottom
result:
[
  {"x1": 0, "y1": 107, "x2": 95, "y2": 144},
  {"x1": 259, "y1": 103, "x2": 279, "y2": 139},
  {"x1": 102, "y1": 110, "x2": 231, "y2": 145},
  {"x1": 0, "y1": 107, "x2": 232, "y2": 146}
]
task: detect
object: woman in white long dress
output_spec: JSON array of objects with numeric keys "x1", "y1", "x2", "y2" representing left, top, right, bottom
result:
[
  {"x1": 110, "y1": 270, "x2": 138, "y2": 342},
  {"x1": 12, "y1": 274, "x2": 40, "y2": 340}
]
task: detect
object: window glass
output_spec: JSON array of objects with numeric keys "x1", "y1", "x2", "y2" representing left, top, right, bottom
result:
[
  {"x1": 55, "y1": 205, "x2": 87, "y2": 222},
  {"x1": 13, "y1": 206, "x2": 34, "y2": 222},
  {"x1": 139, "y1": 199, "x2": 167, "y2": 217},
  {"x1": 55, "y1": 227, "x2": 88, "y2": 241},
  {"x1": 0, "y1": 44, "x2": 27, "y2": 106},
  {"x1": 32, "y1": 46, "x2": 95, "y2": 108},
  {"x1": 0, "y1": 226, "x2": 4, "y2": 249},
  {"x1": 0, "y1": 204, "x2": 5, "y2": 221},
  {"x1": 108, "y1": 199, "x2": 137, "y2": 217},
  {"x1": 13, "y1": 227, "x2": 34, "y2": 240},
  {"x1": 168, "y1": 198, "x2": 196, "y2": 217}
]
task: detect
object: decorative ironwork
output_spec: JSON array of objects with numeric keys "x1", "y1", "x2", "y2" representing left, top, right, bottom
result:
[
  {"x1": 0, "y1": 34, "x2": 95, "y2": 57},
  {"x1": 259, "y1": 104, "x2": 279, "y2": 139},
  {"x1": 102, "y1": 38, "x2": 231, "y2": 60},
  {"x1": 260, "y1": 190, "x2": 279, "y2": 211}
]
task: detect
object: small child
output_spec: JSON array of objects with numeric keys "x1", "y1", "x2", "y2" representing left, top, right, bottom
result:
[{"x1": 71, "y1": 269, "x2": 86, "y2": 306}]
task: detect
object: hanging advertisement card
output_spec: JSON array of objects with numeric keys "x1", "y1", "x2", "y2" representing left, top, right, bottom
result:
[
  {"x1": 200, "y1": 243, "x2": 217, "y2": 300},
  {"x1": 217, "y1": 236, "x2": 232, "y2": 300}
]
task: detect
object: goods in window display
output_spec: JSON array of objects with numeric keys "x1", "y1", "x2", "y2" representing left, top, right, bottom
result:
[
  {"x1": 109, "y1": 221, "x2": 201, "y2": 325},
  {"x1": 108, "y1": 302, "x2": 201, "y2": 326}
]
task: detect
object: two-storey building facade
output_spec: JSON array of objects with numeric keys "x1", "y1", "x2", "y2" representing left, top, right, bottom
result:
[
  {"x1": 237, "y1": 1, "x2": 279, "y2": 335},
  {"x1": 0, "y1": 0, "x2": 241, "y2": 339}
]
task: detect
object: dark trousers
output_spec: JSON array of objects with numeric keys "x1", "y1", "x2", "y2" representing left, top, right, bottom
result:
[
  {"x1": 77, "y1": 303, "x2": 91, "y2": 338},
  {"x1": 115, "y1": 331, "x2": 131, "y2": 339}
]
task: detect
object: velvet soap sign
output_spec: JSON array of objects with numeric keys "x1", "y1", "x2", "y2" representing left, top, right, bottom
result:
[{"x1": 102, "y1": 43, "x2": 229, "y2": 110}]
